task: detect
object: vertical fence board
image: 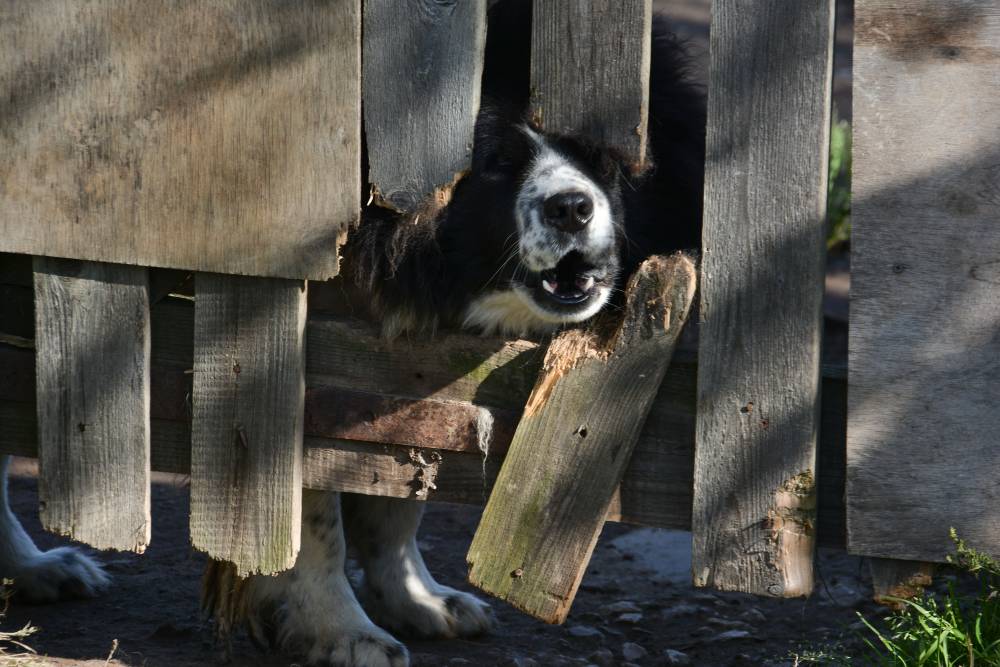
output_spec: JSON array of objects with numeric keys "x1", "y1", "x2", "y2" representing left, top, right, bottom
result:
[
  {"x1": 468, "y1": 255, "x2": 696, "y2": 623},
  {"x1": 0, "y1": 1, "x2": 360, "y2": 280},
  {"x1": 33, "y1": 258, "x2": 151, "y2": 553},
  {"x1": 190, "y1": 275, "x2": 306, "y2": 576},
  {"x1": 848, "y1": 1, "x2": 1000, "y2": 562},
  {"x1": 530, "y1": 0, "x2": 651, "y2": 168},
  {"x1": 692, "y1": 1, "x2": 835, "y2": 596},
  {"x1": 363, "y1": 0, "x2": 486, "y2": 213}
]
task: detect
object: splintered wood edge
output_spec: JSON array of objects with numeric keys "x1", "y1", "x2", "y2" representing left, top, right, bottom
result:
[{"x1": 523, "y1": 253, "x2": 696, "y2": 418}]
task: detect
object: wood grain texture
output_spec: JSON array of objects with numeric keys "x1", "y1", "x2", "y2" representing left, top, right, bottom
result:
[
  {"x1": 467, "y1": 255, "x2": 697, "y2": 623},
  {"x1": 0, "y1": 1, "x2": 360, "y2": 280},
  {"x1": 530, "y1": 0, "x2": 651, "y2": 168},
  {"x1": 363, "y1": 0, "x2": 485, "y2": 213},
  {"x1": 848, "y1": 1, "x2": 1000, "y2": 562},
  {"x1": 190, "y1": 274, "x2": 306, "y2": 576},
  {"x1": 32, "y1": 258, "x2": 150, "y2": 553},
  {"x1": 869, "y1": 558, "x2": 934, "y2": 610},
  {"x1": 1, "y1": 290, "x2": 851, "y2": 544},
  {"x1": 692, "y1": 0, "x2": 835, "y2": 597}
]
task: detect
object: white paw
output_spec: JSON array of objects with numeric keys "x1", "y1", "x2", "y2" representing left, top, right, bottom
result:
[
  {"x1": 366, "y1": 583, "x2": 495, "y2": 639},
  {"x1": 7, "y1": 546, "x2": 109, "y2": 603},
  {"x1": 307, "y1": 625, "x2": 409, "y2": 667}
]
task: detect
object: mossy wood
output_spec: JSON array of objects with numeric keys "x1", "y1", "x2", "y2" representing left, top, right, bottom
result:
[
  {"x1": 189, "y1": 274, "x2": 306, "y2": 577},
  {"x1": 466, "y1": 255, "x2": 697, "y2": 624},
  {"x1": 692, "y1": 0, "x2": 834, "y2": 598},
  {"x1": 32, "y1": 258, "x2": 151, "y2": 553}
]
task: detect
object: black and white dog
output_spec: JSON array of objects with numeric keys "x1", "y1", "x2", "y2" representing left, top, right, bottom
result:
[{"x1": 0, "y1": 2, "x2": 705, "y2": 665}]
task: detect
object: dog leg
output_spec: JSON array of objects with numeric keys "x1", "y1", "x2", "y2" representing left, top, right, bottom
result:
[
  {"x1": 236, "y1": 490, "x2": 408, "y2": 667},
  {"x1": 0, "y1": 455, "x2": 109, "y2": 602},
  {"x1": 343, "y1": 495, "x2": 495, "y2": 639}
]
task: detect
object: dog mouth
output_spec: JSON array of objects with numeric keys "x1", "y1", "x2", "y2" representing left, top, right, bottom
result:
[{"x1": 521, "y1": 251, "x2": 607, "y2": 310}]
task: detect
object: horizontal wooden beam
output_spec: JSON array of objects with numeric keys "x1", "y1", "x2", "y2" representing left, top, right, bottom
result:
[{"x1": 0, "y1": 293, "x2": 850, "y2": 548}]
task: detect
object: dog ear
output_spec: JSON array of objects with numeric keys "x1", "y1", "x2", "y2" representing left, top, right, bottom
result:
[{"x1": 472, "y1": 104, "x2": 533, "y2": 181}]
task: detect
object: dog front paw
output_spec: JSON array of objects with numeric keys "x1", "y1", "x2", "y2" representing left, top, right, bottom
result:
[
  {"x1": 7, "y1": 546, "x2": 109, "y2": 603},
  {"x1": 366, "y1": 583, "x2": 495, "y2": 640},
  {"x1": 306, "y1": 625, "x2": 409, "y2": 667}
]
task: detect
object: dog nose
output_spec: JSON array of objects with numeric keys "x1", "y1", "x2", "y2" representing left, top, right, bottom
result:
[{"x1": 542, "y1": 191, "x2": 594, "y2": 232}]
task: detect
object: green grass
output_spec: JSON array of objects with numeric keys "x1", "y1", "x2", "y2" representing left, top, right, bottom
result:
[
  {"x1": 793, "y1": 532, "x2": 1000, "y2": 666},
  {"x1": 827, "y1": 110, "x2": 852, "y2": 250}
]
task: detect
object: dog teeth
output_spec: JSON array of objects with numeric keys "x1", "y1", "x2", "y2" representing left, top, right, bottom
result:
[
  {"x1": 542, "y1": 279, "x2": 557, "y2": 294},
  {"x1": 577, "y1": 276, "x2": 595, "y2": 291}
]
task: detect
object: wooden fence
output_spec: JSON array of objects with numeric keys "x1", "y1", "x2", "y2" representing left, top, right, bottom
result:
[{"x1": 1, "y1": 0, "x2": 998, "y2": 621}]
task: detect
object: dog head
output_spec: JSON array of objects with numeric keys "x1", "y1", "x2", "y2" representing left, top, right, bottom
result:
[{"x1": 445, "y1": 108, "x2": 627, "y2": 335}]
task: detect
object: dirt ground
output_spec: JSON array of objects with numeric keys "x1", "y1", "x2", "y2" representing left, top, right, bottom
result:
[
  {"x1": 2, "y1": 3, "x2": 864, "y2": 666},
  {"x1": 3, "y1": 459, "x2": 884, "y2": 667}
]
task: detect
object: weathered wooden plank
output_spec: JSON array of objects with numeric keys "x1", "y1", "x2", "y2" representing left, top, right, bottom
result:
[
  {"x1": 305, "y1": 387, "x2": 516, "y2": 456},
  {"x1": 363, "y1": 0, "x2": 485, "y2": 212},
  {"x1": 0, "y1": 291, "x2": 850, "y2": 546},
  {"x1": 190, "y1": 275, "x2": 306, "y2": 576},
  {"x1": 869, "y1": 558, "x2": 934, "y2": 610},
  {"x1": 467, "y1": 255, "x2": 697, "y2": 623},
  {"x1": 530, "y1": 0, "x2": 651, "y2": 168},
  {"x1": 0, "y1": 1, "x2": 360, "y2": 280},
  {"x1": 32, "y1": 258, "x2": 150, "y2": 553},
  {"x1": 692, "y1": 1, "x2": 835, "y2": 597},
  {"x1": 848, "y1": 1, "x2": 1000, "y2": 562}
]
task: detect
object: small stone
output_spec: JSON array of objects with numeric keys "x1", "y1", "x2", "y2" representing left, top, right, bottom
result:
[
  {"x1": 740, "y1": 607, "x2": 768, "y2": 623},
  {"x1": 587, "y1": 648, "x2": 614, "y2": 667},
  {"x1": 602, "y1": 600, "x2": 642, "y2": 615},
  {"x1": 662, "y1": 649, "x2": 692, "y2": 666},
  {"x1": 446, "y1": 659, "x2": 472, "y2": 666},
  {"x1": 708, "y1": 629, "x2": 753, "y2": 643},
  {"x1": 621, "y1": 642, "x2": 648, "y2": 661},
  {"x1": 615, "y1": 612, "x2": 644, "y2": 624},
  {"x1": 661, "y1": 603, "x2": 702, "y2": 620},
  {"x1": 706, "y1": 617, "x2": 750, "y2": 630},
  {"x1": 568, "y1": 625, "x2": 604, "y2": 640},
  {"x1": 499, "y1": 657, "x2": 538, "y2": 667}
]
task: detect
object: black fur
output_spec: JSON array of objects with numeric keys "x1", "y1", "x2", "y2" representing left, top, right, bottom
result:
[{"x1": 342, "y1": 0, "x2": 705, "y2": 334}]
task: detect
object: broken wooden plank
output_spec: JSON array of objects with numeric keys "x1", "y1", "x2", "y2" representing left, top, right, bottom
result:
[
  {"x1": 467, "y1": 254, "x2": 697, "y2": 623},
  {"x1": 0, "y1": 1, "x2": 360, "y2": 280},
  {"x1": 189, "y1": 274, "x2": 306, "y2": 576},
  {"x1": 692, "y1": 0, "x2": 835, "y2": 597},
  {"x1": 1, "y1": 288, "x2": 850, "y2": 546},
  {"x1": 363, "y1": 0, "x2": 485, "y2": 213},
  {"x1": 848, "y1": 0, "x2": 1000, "y2": 563},
  {"x1": 32, "y1": 258, "x2": 151, "y2": 553},
  {"x1": 869, "y1": 558, "x2": 934, "y2": 610},
  {"x1": 530, "y1": 0, "x2": 652, "y2": 168}
]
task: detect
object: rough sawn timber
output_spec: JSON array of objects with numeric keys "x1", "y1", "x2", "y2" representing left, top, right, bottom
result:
[
  {"x1": 0, "y1": 275, "x2": 850, "y2": 550},
  {"x1": 32, "y1": 258, "x2": 151, "y2": 553},
  {"x1": 848, "y1": 0, "x2": 1000, "y2": 563},
  {"x1": 189, "y1": 274, "x2": 307, "y2": 576},
  {"x1": 467, "y1": 254, "x2": 697, "y2": 624},
  {"x1": 363, "y1": 0, "x2": 485, "y2": 213},
  {"x1": 530, "y1": 0, "x2": 651, "y2": 168},
  {"x1": 0, "y1": 1, "x2": 360, "y2": 280},
  {"x1": 692, "y1": 0, "x2": 835, "y2": 597}
]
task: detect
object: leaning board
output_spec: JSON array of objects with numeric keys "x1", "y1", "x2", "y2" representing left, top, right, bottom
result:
[
  {"x1": 848, "y1": 1, "x2": 1000, "y2": 561},
  {"x1": 0, "y1": 1, "x2": 360, "y2": 280}
]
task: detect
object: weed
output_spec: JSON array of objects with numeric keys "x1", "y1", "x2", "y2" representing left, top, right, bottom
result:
[
  {"x1": 792, "y1": 531, "x2": 1000, "y2": 666},
  {"x1": 827, "y1": 110, "x2": 852, "y2": 250}
]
